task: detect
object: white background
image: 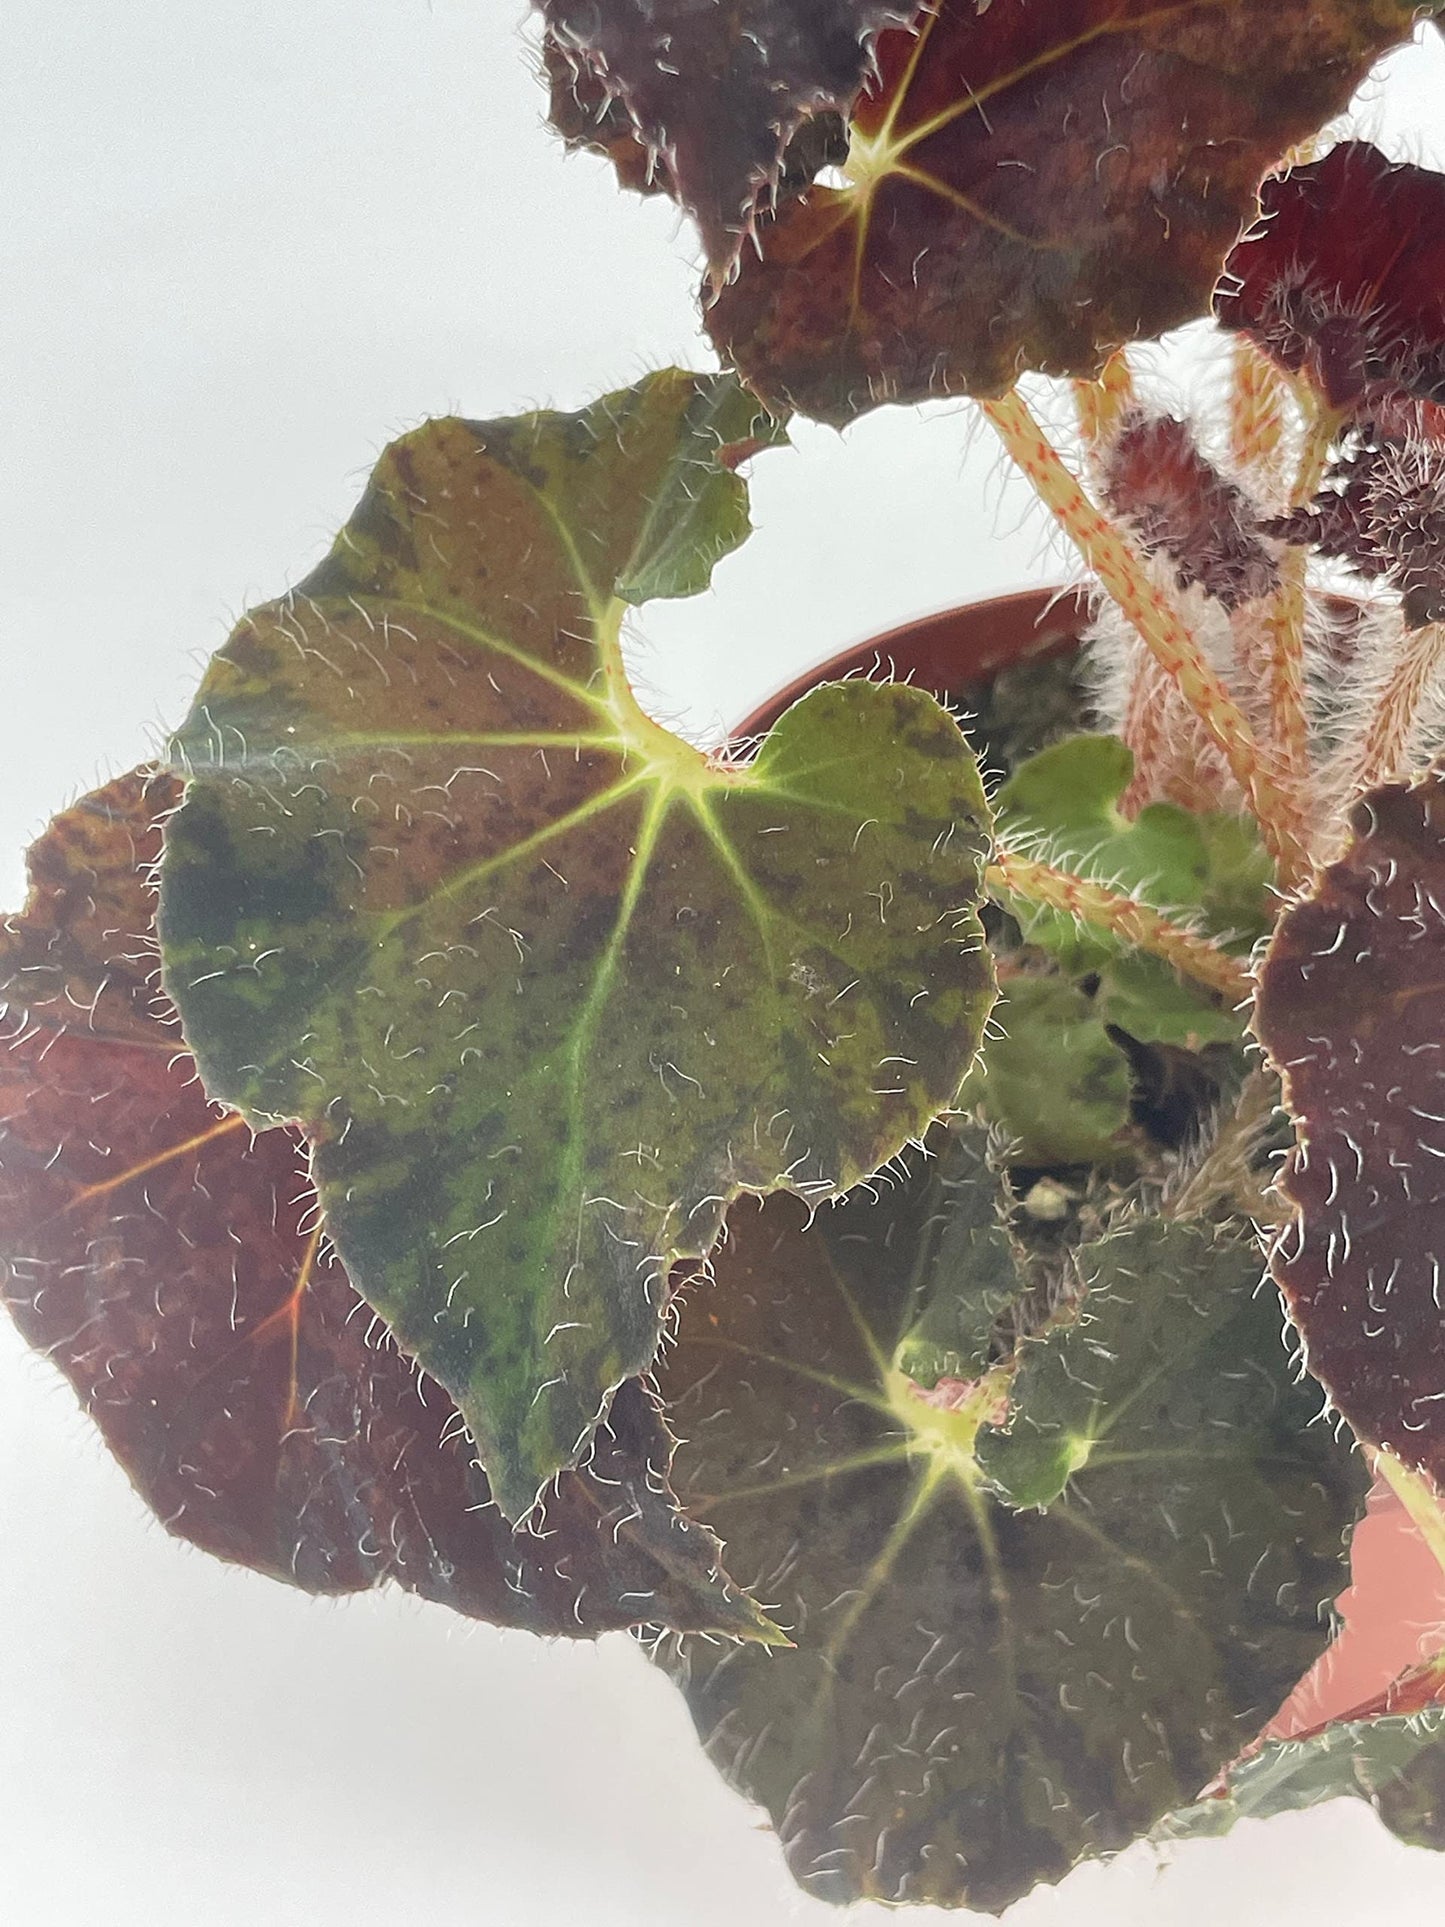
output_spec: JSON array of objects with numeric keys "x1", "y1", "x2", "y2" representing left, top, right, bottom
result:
[{"x1": 3, "y1": 6, "x2": 1445, "y2": 1922}]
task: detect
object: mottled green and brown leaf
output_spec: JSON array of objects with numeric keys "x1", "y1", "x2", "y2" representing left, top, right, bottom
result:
[
  {"x1": 0, "y1": 769, "x2": 778, "y2": 1640},
  {"x1": 157, "y1": 369, "x2": 995, "y2": 1519},
  {"x1": 655, "y1": 1171, "x2": 1363, "y2": 1911},
  {"x1": 707, "y1": 0, "x2": 1429, "y2": 423}
]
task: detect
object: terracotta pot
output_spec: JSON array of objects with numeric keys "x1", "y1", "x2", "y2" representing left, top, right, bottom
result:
[
  {"x1": 735, "y1": 584, "x2": 1091, "y2": 740},
  {"x1": 735, "y1": 584, "x2": 1445, "y2": 1743}
]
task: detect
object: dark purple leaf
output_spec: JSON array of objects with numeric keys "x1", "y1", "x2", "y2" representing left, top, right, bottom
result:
[{"x1": 537, "y1": 0, "x2": 916, "y2": 273}]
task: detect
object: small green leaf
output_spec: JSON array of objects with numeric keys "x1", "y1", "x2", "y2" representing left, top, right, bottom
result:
[
  {"x1": 1193, "y1": 809, "x2": 1278, "y2": 939},
  {"x1": 998, "y1": 732, "x2": 1135, "y2": 839},
  {"x1": 158, "y1": 369, "x2": 995, "y2": 1519},
  {"x1": 970, "y1": 735, "x2": 1251, "y2": 1149},
  {"x1": 994, "y1": 734, "x2": 1269, "y2": 1059},
  {"x1": 656, "y1": 1173, "x2": 1365, "y2": 1911},
  {"x1": 1094, "y1": 951, "x2": 1247, "y2": 1048},
  {"x1": 1160, "y1": 1709, "x2": 1445, "y2": 1843},
  {"x1": 996, "y1": 734, "x2": 1273, "y2": 976},
  {"x1": 961, "y1": 975, "x2": 1132, "y2": 1165}
]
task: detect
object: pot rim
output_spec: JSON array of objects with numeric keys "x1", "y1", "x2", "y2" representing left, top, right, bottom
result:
[{"x1": 732, "y1": 582, "x2": 1088, "y2": 739}]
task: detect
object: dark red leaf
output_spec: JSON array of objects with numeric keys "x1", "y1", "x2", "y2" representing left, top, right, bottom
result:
[
  {"x1": 1255, "y1": 772, "x2": 1445, "y2": 1493},
  {"x1": 537, "y1": 0, "x2": 913, "y2": 274},
  {"x1": 1102, "y1": 410, "x2": 1279, "y2": 610},
  {"x1": 0, "y1": 770, "x2": 777, "y2": 1642},
  {"x1": 542, "y1": 32, "x2": 662, "y2": 201},
  {"x1": 707, "y1": 0, "x2": 1425, "y2": 424},
  {"x1": 1216, "y1": 142, "x2": 1445, "y2": 415}
]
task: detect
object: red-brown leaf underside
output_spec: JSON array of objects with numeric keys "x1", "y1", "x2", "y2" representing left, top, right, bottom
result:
[
  {"x1": 707, "y1": 0, "x2": 1425, "y2": 423},
  {"x1": 1256, "y1": 773, "x2": 1445, "y2": 1492},
  {"x1": 1217, "y1": 142, "x2": 1445, "y2": 415},
  {"x1": 0, "y1": 770, "x2": 768, "y2": 1639}
]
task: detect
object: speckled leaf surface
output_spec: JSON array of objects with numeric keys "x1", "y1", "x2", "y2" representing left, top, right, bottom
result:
[
  {"x1": 883, "y1": 1121, "x2": 1030, "y2": 1392},
  {"x1": 977, "y1": 1219, "x2": 1308, "y2": 1506},
  {"x1": 705, "y1": 0, "x2": 1427, "y2": 424},
  {"x1": 538, "y1": 0, "x2": 916, "y2": 274},
  {"x1": 0, "y1": 770, "x2": 779, "y2": 1640},
  {"x1": 655, "y1": 1178, "x2": 1363, "y2": 1911},
  {"x1": 1255, "y1": 773, "x2": 1445, "y2": 1492},
  {"x1": 158, "y1": 369, "x2": 995, "y2": 1520}
]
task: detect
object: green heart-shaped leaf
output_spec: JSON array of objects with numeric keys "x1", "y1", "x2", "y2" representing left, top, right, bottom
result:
[{"x1": 158, "y1": 370, "x2": 995, "y2": 1518}]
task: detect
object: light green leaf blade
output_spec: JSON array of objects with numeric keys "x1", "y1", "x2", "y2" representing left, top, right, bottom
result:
[
  {"x1": 158, "y1": 370, "x2": 995, "y2": 1519},
  {"x1": 1095, "y1": 950, "x2": 1248, "y2": 1048}
]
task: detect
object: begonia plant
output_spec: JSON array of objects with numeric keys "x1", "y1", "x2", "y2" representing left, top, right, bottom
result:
[{"x1": 8, "y1": 1, "x2": 1445, "y2": 1913}]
